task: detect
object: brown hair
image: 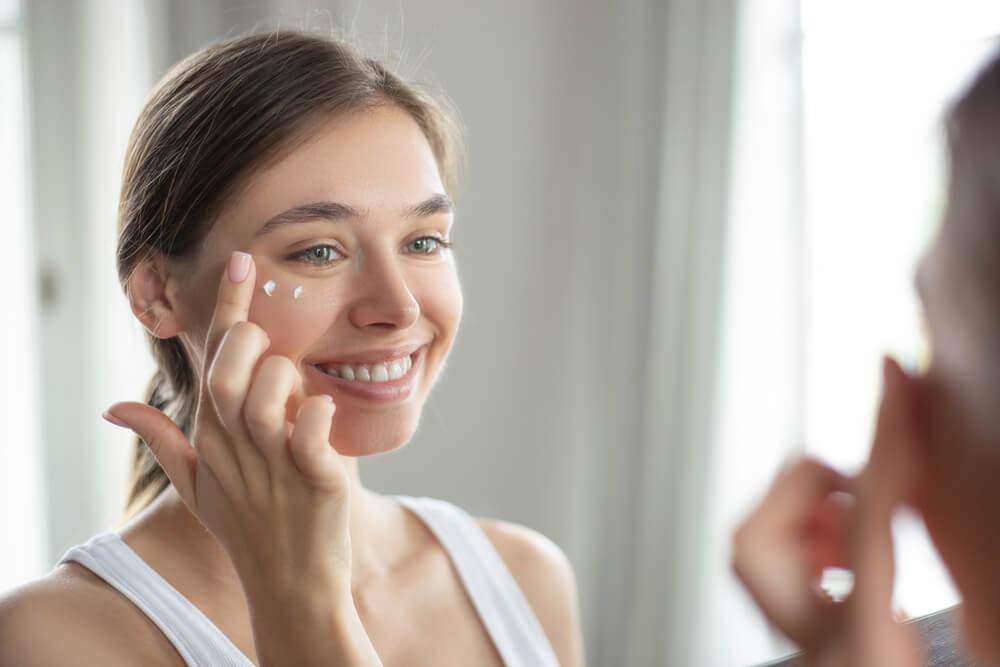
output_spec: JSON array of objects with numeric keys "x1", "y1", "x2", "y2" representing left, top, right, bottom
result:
[
  {"x1": 117, "y1": 29, "x2": 463, "y2": 521},
  {"x1": 943, "y1": 47, "x2": 1000, "y2": 314}
]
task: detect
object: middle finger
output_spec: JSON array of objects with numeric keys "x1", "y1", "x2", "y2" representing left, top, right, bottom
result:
[
  {"x1": 205, "y1": 320, "x2": 273, "y2": 488},
  {"x1": 244, "y1": 354, "x2": 302, "y2": 466}
]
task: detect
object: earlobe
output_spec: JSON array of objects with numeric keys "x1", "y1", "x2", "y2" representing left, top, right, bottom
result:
[{"x1": 127, "y1": 256, "x2": 185, "y2": 340}]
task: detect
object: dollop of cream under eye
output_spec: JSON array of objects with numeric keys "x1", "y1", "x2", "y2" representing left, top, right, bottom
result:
[{"x1": 259, "y1": 279, "x2": 304, "y2": 299}]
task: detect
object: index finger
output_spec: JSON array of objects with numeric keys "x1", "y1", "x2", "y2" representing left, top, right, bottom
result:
[
  {"x1": 755, "y1": 457, "x2": 852, "y2": 533},
  {"x1": 849, "y1": 357, "x2": 913, "y2": 624},
  {"x1": 203, "y1": 250, "x2": 258, "y2": 374}
]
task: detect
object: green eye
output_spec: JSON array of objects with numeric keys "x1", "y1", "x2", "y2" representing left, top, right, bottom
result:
[
  {"x1": 408, "y1": 236, "x2": 454, "y2": 255},
  {"x1": 293, "y1": 245, "x2": 342, "y2": 265},
  {"x1": 290, "y1": 236, "x2": 454, "y2": 267}
]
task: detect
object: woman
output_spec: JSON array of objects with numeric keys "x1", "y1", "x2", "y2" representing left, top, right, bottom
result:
[
  {"x1": 733, "y1": 48, "x2": 1000, "y2": 666},
  {"x1": 0, "y1": 30, "x2": 584, "y2": 667}
]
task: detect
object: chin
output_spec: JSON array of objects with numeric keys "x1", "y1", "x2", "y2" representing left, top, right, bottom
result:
[
  {"x1": 330, "y1": 437, "x2": 408, "y2": 458},
  {"x1": 327, "y1": 412, "x2": 419, "y2": 458}
]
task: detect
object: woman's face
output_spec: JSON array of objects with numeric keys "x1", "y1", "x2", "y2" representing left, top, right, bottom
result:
[
  {"x1": 914, "y1": 204, "x2": 1000, "y2": 660},
  {"x1": 171, "y1": 104, "x2": 463, "y2": 457}
]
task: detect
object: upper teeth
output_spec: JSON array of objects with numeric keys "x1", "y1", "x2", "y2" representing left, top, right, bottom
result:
[{"x1": 319, "y1": 353, "x2": 414, "y2": 383}]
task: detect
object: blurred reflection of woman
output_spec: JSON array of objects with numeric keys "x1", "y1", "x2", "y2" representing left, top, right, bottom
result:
[{"x1": 733, "y1": 47, "x2": 1000, "y2": 667}]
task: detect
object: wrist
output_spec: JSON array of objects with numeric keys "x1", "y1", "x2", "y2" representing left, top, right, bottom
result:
[{"x1": 246, "y1": 581, "x2": 379, "y2": 667}]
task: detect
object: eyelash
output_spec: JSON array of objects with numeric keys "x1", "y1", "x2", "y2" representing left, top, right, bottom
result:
[{"x1": 290, "y1": 236, "x2": 454, "y2": 267}]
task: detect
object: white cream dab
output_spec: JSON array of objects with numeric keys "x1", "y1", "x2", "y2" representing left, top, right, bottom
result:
[
  {"x1": 293, "y1": 285, "x2": 303, "y2": 299},
  {"x1": 262, "y1": 280, "x2": 276, "y2": 296}
]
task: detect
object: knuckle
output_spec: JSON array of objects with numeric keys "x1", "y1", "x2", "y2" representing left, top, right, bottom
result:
[
  {"x1": 306, "y1": 394, "x2": 334, "y2": 410},
  {"x1": 230, "y1": 321, "x2": 270, "y2": 347},
  {"x1": 798, "y1": 456, "x2": 826, "y2": 475},
  {"x1": 261, "y1": 353, "x2": 295, "y2": 377},
  {"x1": 292, "y1": 412, "x2": 328, "y2": 446},
  {"x1": 781, "y1": 456, "x2": 818, "y2": 482},
  {"x1": 294, "y1": 397, "x2": 332, "y2": 425},
  {"x1": 290, "y1": 412, "x2": 315, "y2": 439},
  {"x1": 289, "y1": 431, "x2": 314, "y2": 460},
  {"x1": 207, "y1": 369, "x2": 242, "y2": 402},
  {"x1": 244, "y1": 402, "x2": 285, "y2": 431}
]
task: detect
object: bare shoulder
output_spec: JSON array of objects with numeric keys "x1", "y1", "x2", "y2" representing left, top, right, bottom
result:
[
  {"x1": 0, "y1": 564, "x2": 176, "y2": 667},
  {"x1": 476, "y1": 517, "x2": 585, "y2": 667}
]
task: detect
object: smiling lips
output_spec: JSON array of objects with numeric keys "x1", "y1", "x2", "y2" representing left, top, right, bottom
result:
[
  {"x1": 312, "y1": 346, "x2": 424, "y2": 403},
  {"x1": 314, "y1": 342, "x2": 424, "y2": 367},
  {"x1": 316, "y1": 351, "x2": 415, "y2": 383}
]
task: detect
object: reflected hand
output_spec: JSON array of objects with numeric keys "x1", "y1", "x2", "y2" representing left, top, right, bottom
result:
[{"x1": 732, "y1": 357, "x2": 924, "y2": 667}]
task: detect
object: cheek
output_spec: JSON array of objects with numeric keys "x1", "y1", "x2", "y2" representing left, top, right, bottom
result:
[
  {"x1": 416, "y1": 266, "x2": 463, "y2": 333},
  {"x1": 246, "y1": 276, "x2": 341, "y2": 356},
  {"x1": 244, "y1": 263, "x2": 464, "y2": 357},
  {"x1": 921, "y1": 391, "x2": 1000, "y2": 631}
]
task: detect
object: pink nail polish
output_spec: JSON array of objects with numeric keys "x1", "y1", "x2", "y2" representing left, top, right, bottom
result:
[{"x1": 228, "y1": 251, "x2": 251, "y2": 283}]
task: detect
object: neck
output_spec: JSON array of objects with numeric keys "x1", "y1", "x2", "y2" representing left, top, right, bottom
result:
[{"x1": 121, "y1": 457, "x2": 402, "y2": 600}]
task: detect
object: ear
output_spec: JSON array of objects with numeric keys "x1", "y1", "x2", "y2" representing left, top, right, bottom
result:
[{"x1": 126, "y1": 252, "x2": 186, "y2": 340}]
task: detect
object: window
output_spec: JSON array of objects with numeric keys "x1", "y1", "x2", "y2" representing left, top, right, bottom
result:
[{"x1": 801, "y1": 0, "x2": 1000, "y2": 619}]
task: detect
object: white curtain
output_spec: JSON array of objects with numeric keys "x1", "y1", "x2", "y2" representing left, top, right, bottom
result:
[
  {"x1": 23, "y1": 0, "x2": 162, "y2": 565},
  {"x1": 21, "y1": 0, "x2": 284, "y2": 568},
  {"x1": 0, "y1": 1, "x2": 47, "y2": 592},
  {"x1": 687, "y1": 0, "x2": 806, "y2": 663},
  {"x1": 606, "y1": 0, "x2": 803, "y2": 664}
]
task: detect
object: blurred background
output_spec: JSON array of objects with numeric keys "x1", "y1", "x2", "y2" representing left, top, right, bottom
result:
[{"x1": 2, "y1": 0, "x2": 999, "y2": 665}]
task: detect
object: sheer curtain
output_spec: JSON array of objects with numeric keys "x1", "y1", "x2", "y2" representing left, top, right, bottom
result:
[
  {"x1": 646, "y1": 0, "x2": 806, "y2": 664},
  {"x1": 0, "y1": 0, "x2": 47, "y2": 592},
  {"x1": 22, "y1": 0, "x2": 161, "y2": 566}
]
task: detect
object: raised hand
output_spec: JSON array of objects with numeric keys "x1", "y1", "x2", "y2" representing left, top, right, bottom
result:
[
  {"x1": 732, "y1": 357, "x2": 924, "y2": 667},
  {"x1": 104, "y1": 251, "x2": 380, "y2": 665}
]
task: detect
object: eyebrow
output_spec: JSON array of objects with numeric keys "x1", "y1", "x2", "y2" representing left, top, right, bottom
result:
[{"x1": 254, "y1": 193, "x2": 454, "y2": 237}]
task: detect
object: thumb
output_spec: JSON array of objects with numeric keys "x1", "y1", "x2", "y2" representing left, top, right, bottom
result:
[{"x1": 103, "y1": 402, "x2": 197, "y2": 511}]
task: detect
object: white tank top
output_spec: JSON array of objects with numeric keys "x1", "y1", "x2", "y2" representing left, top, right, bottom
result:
[{"x1": 57, "y1": 495, "x2": 559, "y2": 667}]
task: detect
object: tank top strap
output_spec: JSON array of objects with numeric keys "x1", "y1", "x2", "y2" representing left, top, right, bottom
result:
[
  {"x1": 58, "y1": 533, "x2": 254, "y2": 667},
  {"x1": 393, "y1": 495, "x2": 560, "y2": 667}
]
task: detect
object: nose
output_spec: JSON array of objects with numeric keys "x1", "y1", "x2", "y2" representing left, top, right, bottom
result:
[{"x1": 347, "y1": 247, "x2": 420, "y2": 330}]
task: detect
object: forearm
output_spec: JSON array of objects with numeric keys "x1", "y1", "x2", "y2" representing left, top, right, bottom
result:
[{"x1": 245, "y1": 584, "x2": 381, "y2": 667}]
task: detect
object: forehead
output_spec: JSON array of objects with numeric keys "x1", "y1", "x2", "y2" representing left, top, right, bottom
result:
[{"x1": 212, "y1": 105, "x2": 445, "y2": 244}]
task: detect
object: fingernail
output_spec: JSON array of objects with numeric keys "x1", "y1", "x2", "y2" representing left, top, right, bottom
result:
[
  {"x1": 228, "y1": 251, "x2": 251, "y2": 283},
  {"x1": 321, "y1": 394, "x2": 334, "y2": 403},
  {"x1": 102, "y1": 410, "x2": 130, "y2": 428}
]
